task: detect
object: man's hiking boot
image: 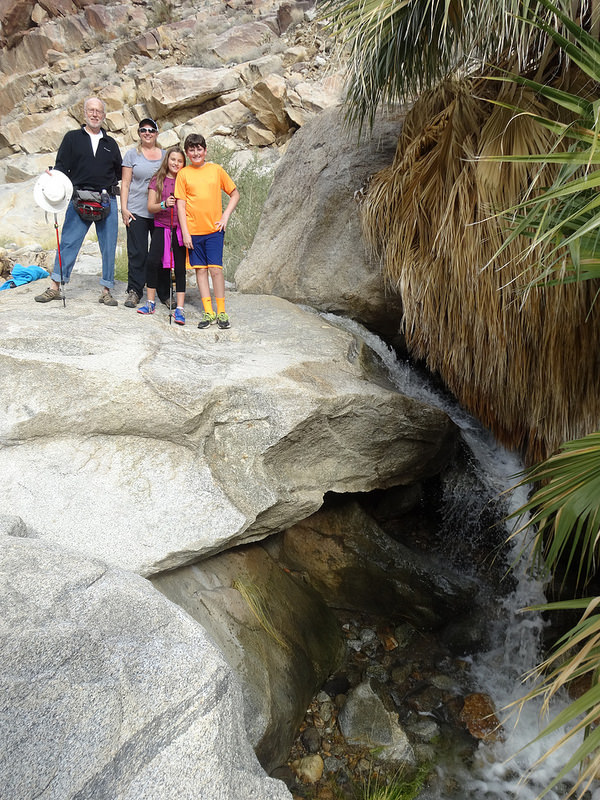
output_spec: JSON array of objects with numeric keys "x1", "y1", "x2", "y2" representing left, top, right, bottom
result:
[
  {"x1": 124, "y1": 290, "x2": 139, "y2": 308},
  {"x1": 99, "y1": 290, "x2": 118, "y2": 306},
  {"x1": 161, "y1": 297, "x2": 177, "y2": 310},
  {"x1": 34, "y1": 287, "x2": 62, "y2": 303},
  {"x1": 137, "y1": 302, "x2": 155, "y2": 315},
  {"x1": 197, "y1": 311, "x2": 216, "y2": 329},
  {"x1": 216, "y1": 312, "x2": 231, "y2": 329},
  {"x1": 173, "y1": 308, "x2": 185, "y2": 325}
]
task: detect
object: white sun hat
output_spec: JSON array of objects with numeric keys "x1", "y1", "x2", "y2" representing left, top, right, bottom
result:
[{"x1": 33, "y1": 169, "x2": 73, "y2": 214}]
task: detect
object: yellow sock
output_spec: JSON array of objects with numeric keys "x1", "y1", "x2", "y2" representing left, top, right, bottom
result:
[
  {"x1": 202, "y1": 297, "x2": 214, "y2": 314},
  {"x1": 216, "y1": 297, "x2": 226, "y2": 315}
]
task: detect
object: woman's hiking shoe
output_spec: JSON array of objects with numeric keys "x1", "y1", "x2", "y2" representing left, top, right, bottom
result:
[
  {"x1": 197, "y1": 311, "x2": 216, "y2": 329},
  {"x1": 173, "y1": 308, "x2": 185, "y2": 325},
  {"x1": 124, "y1": 290, "x2": 139, "y2": 308},
  {"x1": 216, "y1": 312, "x2": 231, "y2": 329},
  {"x1": 34, "y1": 287, "x2": 62, "y2": 303},
  {"x1": 98, "y1": 290, "x2": 118, "y2": 306},
  {"x1": 137, "y1": 302, "x2": 155, "y2": 315}
]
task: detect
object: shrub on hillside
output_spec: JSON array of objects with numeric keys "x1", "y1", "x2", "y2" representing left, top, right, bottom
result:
[{"x1": 208, "y1": 142, "x2": 274, "y2": 280}]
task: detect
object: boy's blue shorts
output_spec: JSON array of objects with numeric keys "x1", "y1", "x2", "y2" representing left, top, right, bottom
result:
[{"x1": 189, "y1": 231, "x2": 225, "y2": 268}]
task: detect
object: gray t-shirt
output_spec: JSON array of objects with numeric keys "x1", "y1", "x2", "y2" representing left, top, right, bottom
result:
[{"x1": 122, "y1": 148, "x2": 164, "y2": 218}]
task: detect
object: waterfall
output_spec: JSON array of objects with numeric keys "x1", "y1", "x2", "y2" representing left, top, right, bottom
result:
[{"x1": 319, "y1": 312, "x2": 593, "y2": 800}]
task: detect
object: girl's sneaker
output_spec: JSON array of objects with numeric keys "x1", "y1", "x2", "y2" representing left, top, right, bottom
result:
[
  {"x1": 216, "y1": 312, "x2": 231, "y2": 329},
  {"x1": 173, "y1": 308, "x2": 185, "y2": 325},
  {"x1": 137, "y1": 302, "x2": 155, "y2": 315}
]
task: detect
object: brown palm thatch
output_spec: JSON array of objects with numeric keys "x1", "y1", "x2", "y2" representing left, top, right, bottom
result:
[{"x1": 362, "y1": 76, "x2": 600, "y2": 463}]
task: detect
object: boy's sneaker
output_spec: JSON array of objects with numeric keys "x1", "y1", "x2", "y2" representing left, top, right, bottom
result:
[
  {"x1": 173, "y1": 308, "x2": 185, "y2": 325},
  {"x1": 216, "y1": 312, "x2": 231, "y2": 329},
  {"x1": 197, "y1": 311, "x2": 216, "y2": 329},
  {"x1": 137, "y1": 302, "x2": 155, "y2": 315}
]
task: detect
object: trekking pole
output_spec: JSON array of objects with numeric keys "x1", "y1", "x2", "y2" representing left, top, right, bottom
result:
[
  {"x1": 169, "y1": 200, "x2": 174, "y2": 326},
  {"x1": 54, "y1": 213, "x2": 66, "y2": 308}
]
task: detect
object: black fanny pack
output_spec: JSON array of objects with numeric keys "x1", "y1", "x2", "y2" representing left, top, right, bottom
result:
[{"x1": 73, "y1": 189, "x2": 110, "y2": 222}]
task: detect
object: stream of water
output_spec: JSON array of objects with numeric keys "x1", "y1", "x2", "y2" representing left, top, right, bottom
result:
[{"x1": 321, "y1": 313, "x2": 595, "y2": 800}]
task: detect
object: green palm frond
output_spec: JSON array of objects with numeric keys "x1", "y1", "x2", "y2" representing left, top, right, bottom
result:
[
  {"x1": 510, "y1": 596, "x2": 600, "y2": 798},
  {"x1": 495, "y1": 163, "x2": 600, "y2": 282},
  {"x1": 322, "y1": 0, "x2": 468, "y2": 127},
  {"x1": 486, "y1": 75, "x2": 596, "y2": 120},
  {"x1": 484, "y1": 0, "x2": 600, "y2": 285},
  {"x1": 516, "y1": 0, "x2": 600, "y2": 81},
  {"x1": 322, "y1": 0, "x2": 577, "y2": 129},
  {"x1": 510, "y1": 432, "x2": 600, "y2": 589}
]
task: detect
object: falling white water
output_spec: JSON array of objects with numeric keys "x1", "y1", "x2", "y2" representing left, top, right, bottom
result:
[{"x1": 319, "y1": 312, "x2": 596, "y2": 800}]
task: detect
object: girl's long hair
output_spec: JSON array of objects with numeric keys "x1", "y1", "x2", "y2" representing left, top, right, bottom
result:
[{"x1": 153, "y1": 146, "x2": 185, "y2": 198}]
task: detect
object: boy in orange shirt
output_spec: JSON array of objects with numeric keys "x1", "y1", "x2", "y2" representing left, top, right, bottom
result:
[{"x1": 175, "y1": 133, "x2": 240, "y2": 329}]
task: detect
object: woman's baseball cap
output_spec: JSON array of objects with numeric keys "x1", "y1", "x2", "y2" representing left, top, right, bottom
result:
[{"x1": 138, "y1": 117, "x2": 158, "y2": 131}]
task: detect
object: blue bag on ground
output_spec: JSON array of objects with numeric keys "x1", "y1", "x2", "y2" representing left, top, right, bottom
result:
[{"x1": 0, "y1": 264, "x2": 49, "y2": 290}]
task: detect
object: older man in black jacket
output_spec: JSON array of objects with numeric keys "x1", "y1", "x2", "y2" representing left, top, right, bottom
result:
[{"x1": 35, "y1": 96, "x2": 122, "y2": 305}]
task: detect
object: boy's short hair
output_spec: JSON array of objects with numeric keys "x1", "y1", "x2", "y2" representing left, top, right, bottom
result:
[{"x1": 184, "y1": 133, "x2": 207, "y2": 150}]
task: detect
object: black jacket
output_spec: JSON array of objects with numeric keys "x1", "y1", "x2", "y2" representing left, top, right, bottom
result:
[{"x1": 54, "y1": 125, "x2": 122, "y2": 192}]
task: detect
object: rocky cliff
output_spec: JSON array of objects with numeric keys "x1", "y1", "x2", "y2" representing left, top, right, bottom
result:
[{"x1": 0, "y1": 0, "x2": 343, "y2": 246}]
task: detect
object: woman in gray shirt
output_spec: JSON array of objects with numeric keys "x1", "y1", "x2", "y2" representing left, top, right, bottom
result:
[{"x1": 121, "y1": 118, "x2": 166, "y2": 308}]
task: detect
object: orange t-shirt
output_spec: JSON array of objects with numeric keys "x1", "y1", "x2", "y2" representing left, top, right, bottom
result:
[{"x1": 174, "y1": 162, "x2": 237, "y2": 235}]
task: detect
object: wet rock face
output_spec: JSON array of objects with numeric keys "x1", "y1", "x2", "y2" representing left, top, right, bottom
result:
[
  {"x1": 268, "y1": 485, "x2": 513, "y2": 797},
  {"x1": 151, "y1": 543, "x2": 345, "y2": 773},
  {"x1": 266, "y1": 499, "x2": 477, "y2": 630},
  {"x1": 147, "y1": 482, "x2": 481, "y2": 781}
]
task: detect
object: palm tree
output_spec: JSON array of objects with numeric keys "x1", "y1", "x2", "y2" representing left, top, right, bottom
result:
[
  {"x1": 487, "y1": 6, "x2": 600, "y2": 793},
  {"x1": 322, "y1": 0, "x2": 600, "y2": 464}
]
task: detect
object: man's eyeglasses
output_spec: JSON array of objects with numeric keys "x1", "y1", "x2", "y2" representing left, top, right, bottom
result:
[{"x1": 139, "y1": 128, "x2": 157, "y2": 134}]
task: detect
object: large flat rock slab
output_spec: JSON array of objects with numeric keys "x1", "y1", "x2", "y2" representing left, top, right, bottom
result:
[{"x1": 0, "y1": 274, "x2": 457, "y2": 575}]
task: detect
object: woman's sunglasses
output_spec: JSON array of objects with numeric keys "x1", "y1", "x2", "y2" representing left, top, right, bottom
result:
[{"x1": 139, "y1": 127, "x2": 157, "y2": 134}]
